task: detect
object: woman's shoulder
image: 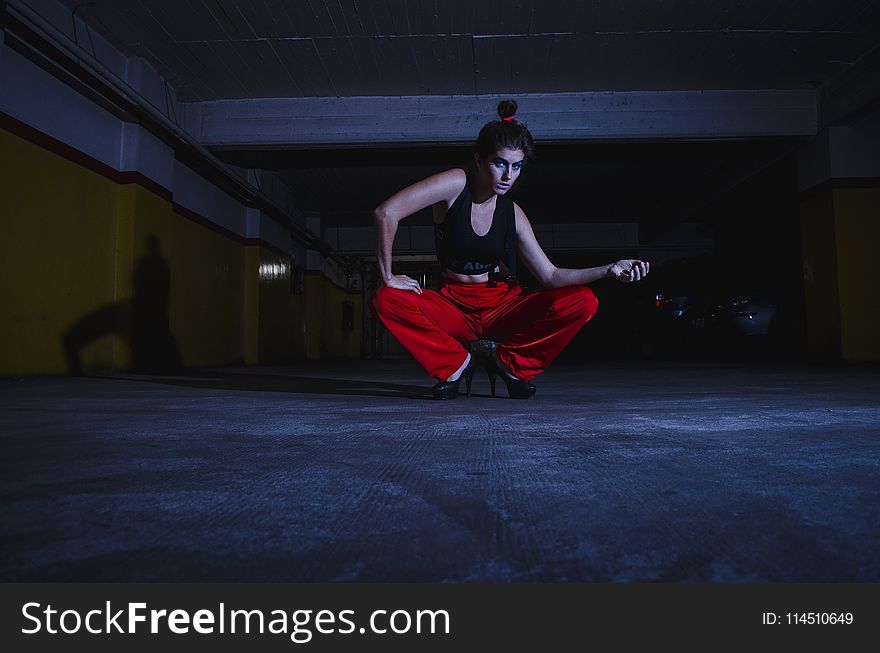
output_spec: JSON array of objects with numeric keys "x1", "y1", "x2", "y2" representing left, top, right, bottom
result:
[
  {"x1": 440, "y1": 167, "x2": 468, "y2": 181},
  {"x1": 434, "y1": 168, "x2": 468, "y2": 205},
  {"x1": 511, "y1": 201, "x2": 532, "y2": 234},
  {"x1": 437, "y1": 167, "x2": 468, "y2": 199},
  {"x1": 431, "y1": 168, "x2": 469, "y2": 224}
]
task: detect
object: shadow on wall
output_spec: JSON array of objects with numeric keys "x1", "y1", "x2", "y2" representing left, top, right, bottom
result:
[{"x1": 62, "y1": 235, "x2": 182, "y2": 375}]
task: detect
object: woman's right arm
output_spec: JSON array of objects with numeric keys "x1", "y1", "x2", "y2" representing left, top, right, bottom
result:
[{"x1": 374, "y1": 168, "x2": 465, "y2": 294}]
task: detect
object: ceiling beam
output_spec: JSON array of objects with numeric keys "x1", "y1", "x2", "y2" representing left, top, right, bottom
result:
[
  {"x1": 819, "y1": 39, "x2": 880, "y2": 127},
  {"x1": 182, "y1": 91, "x2": 818, "y2": 148}
]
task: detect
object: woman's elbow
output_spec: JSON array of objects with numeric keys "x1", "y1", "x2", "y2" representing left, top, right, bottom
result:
[
  {"x1": 539, "y1": 266, "x2": 560, "y2": 288},
  {"x1": 374, "y1": 205, "x2": 401, "y2": 227}
]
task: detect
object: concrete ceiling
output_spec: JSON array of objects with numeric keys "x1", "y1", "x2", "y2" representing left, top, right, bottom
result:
[
  {"x1": 61, "y1": 0, "x2": 880, "y2": 100},
  {"x1": 53, "y1": 0, "x2": 880, "y2": 230}
]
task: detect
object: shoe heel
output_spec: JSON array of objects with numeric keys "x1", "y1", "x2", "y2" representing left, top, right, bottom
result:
[
  {"x1": 487, "y1": 354, "x2": 536, "y2": 399},
  {"x1": 485, "y1": 361, "x2": 497, "y2": 398},
  {"x1": 465, "y1": 366, "x2": 474, "y2": 398}
]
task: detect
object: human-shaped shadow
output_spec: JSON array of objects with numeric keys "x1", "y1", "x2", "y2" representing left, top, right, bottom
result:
[
  {"x1": 131, "y1": 235, "x2": 181, "y2": 374},
  {"x1": 63, "y1": 235, "x2": 181, "y2": 375}
]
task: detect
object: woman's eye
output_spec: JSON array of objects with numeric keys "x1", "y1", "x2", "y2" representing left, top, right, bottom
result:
[{"x1": 512, "y1": 163, "x2": 522, "y2": 171}]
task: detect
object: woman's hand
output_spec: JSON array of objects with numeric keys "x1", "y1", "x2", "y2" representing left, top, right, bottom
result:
[
  {"x1": 608, "y1": 259, "x2": 650, "y2": 283},
  {"x1": 384, "y1": 274, "x2": 423, "y2": 294}
]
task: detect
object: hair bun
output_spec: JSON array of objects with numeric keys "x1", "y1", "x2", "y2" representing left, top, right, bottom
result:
[{"x1": 497, "y1": 99, "x2": 518, "y2": 121}]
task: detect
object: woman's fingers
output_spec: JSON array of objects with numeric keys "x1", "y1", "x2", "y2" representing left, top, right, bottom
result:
[
  {"x1": 388, "y1": 275, "x2": 422, "y2": 294},
  {"x1": 615, "y1": 260, "x2": 649, "y2": 283},
  {"x1": 633, "y1": 261, "x2": 643, "y2": 278},
  {"x1": 630, "y1": 260, "x2": 649, "y2": 280},
  {"x1": 614, "y1": 261, "x2": 654, "y2": 283}
]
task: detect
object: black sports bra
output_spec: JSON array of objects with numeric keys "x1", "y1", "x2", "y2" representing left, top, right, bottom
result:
[{"x1": 434, "y1": 178, "x2": 517, "y2": 278}]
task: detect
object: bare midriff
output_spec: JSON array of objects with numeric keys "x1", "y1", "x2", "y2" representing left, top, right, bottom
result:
[{"x1": 443, "y1": 268, "x2": 498, "y2": 284}]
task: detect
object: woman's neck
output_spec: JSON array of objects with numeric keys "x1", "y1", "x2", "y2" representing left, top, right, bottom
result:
[{"x1": 467, "y1": 168, "x2": 495, "y2": 204}]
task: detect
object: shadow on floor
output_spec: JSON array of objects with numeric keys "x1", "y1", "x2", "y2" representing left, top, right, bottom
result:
[{"x1": 95, "y1": 369, "x2": 434, "y2": 399}]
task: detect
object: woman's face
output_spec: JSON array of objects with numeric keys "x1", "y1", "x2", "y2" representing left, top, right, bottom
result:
[{"x1": 476, "y1": 148, "x2": 525, "y2": 195}]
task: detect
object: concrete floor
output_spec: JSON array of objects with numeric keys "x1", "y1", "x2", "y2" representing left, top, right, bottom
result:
[{"x1": 2, "y1": 359, "x2": 879, "y2": 582}]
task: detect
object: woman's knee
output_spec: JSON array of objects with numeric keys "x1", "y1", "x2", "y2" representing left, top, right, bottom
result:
[
  {"x1": 570, "y1": 285, "x2": 599, "y2": 321},
  {"x1": 370, "y1": 285, "x2": 416, "y2": 317}
]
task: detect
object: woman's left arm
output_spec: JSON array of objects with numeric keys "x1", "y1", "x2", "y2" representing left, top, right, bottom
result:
[{"x1": 514, "y1": 203, "x2": 650, "y2": 288}]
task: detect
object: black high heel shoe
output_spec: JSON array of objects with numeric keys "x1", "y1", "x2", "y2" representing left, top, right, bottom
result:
[
  {"x1": 431, "y1": 355, "x2": 477, "y2": 399},
  {"x1": 485, "y1": 355, "x2": 536, "y2": 399}
]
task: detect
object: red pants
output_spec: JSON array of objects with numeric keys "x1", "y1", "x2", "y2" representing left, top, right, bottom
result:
[{"x1": 369, "y1": 279, "x2": 599, "y2": 382}]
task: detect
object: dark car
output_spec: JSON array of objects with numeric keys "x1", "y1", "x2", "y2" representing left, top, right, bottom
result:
[
  {"x1": 707, "y1": 292, "x2": 778, "y2": 338},
  {"x1": 640, "y1": 257, "x2": 781, "y2": 357},
  {"x1": 639, "y1": 257, "x2": 712, "y2": 356}
]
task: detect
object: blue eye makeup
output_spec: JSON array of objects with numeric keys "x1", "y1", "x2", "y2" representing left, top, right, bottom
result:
[{"x1": 492, "y1": 159, "x2": 524, "y2": 170}]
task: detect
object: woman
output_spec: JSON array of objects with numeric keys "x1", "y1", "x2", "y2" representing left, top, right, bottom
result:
[{"x1": 370, "y1": 100, "x2": 649, "y2": 399}]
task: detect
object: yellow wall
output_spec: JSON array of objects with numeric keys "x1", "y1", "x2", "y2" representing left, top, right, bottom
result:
[
  {"x1": 302, "y1": 274, "x2": 323, "y2": 361},
  {"x1": 129, "y1": 185, "x2": 246, "y2": 368},
  {"x1": 299, "y1": 273, "x2": 362, "y2": 360},
  {"x1": 257, "y1": 248, "x2": 305, "y2": 363},
  {"x1": 1, "y1": 122, "x2": 362, "y2": 375},
  {"x1": 1, "y1": 127, "x2": 120, "y2": 374},
  {"x1": 799, "y1": 190, "x2": 841, "y2": 359},
  {"x1": 833, "y1": 187, "x2": 880, "y2": 361},
  {"x1": 243, "y1": 246, "x2": 260, "y2": 364},
  {"x1": 321, "y1": 280, "x2": 362, "y2": 359},
  {"x1": 2, "y1": 125, "x2": 244, "y2": 375},
  {"x1": 800, "y1": 186, "x2": 880, "y2": 362}
]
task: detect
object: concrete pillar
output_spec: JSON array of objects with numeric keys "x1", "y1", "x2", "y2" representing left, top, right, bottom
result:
[
  {"x1": 243, "y1": 207, "x2": 261, "y2": 365},
  {"x1": 797, "y1": 110, "x2": 880, "y2": 361},
  {"x1": 303, "y1": 213, "x2": 323, "y2": 360}
]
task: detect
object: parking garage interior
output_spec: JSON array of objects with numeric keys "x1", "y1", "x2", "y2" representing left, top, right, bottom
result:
[{"x1": 1, "y1": 0, "x2": 879, "y2": 582}]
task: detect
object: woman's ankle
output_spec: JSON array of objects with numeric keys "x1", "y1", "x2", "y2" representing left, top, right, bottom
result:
[{"x1": 446, "y1": 352, "x2": 471, "y2": 382}]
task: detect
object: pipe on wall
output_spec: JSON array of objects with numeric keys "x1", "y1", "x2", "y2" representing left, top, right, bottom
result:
[{"x1": 2, "y1": 0, "x2": 346, "y2": 267}]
